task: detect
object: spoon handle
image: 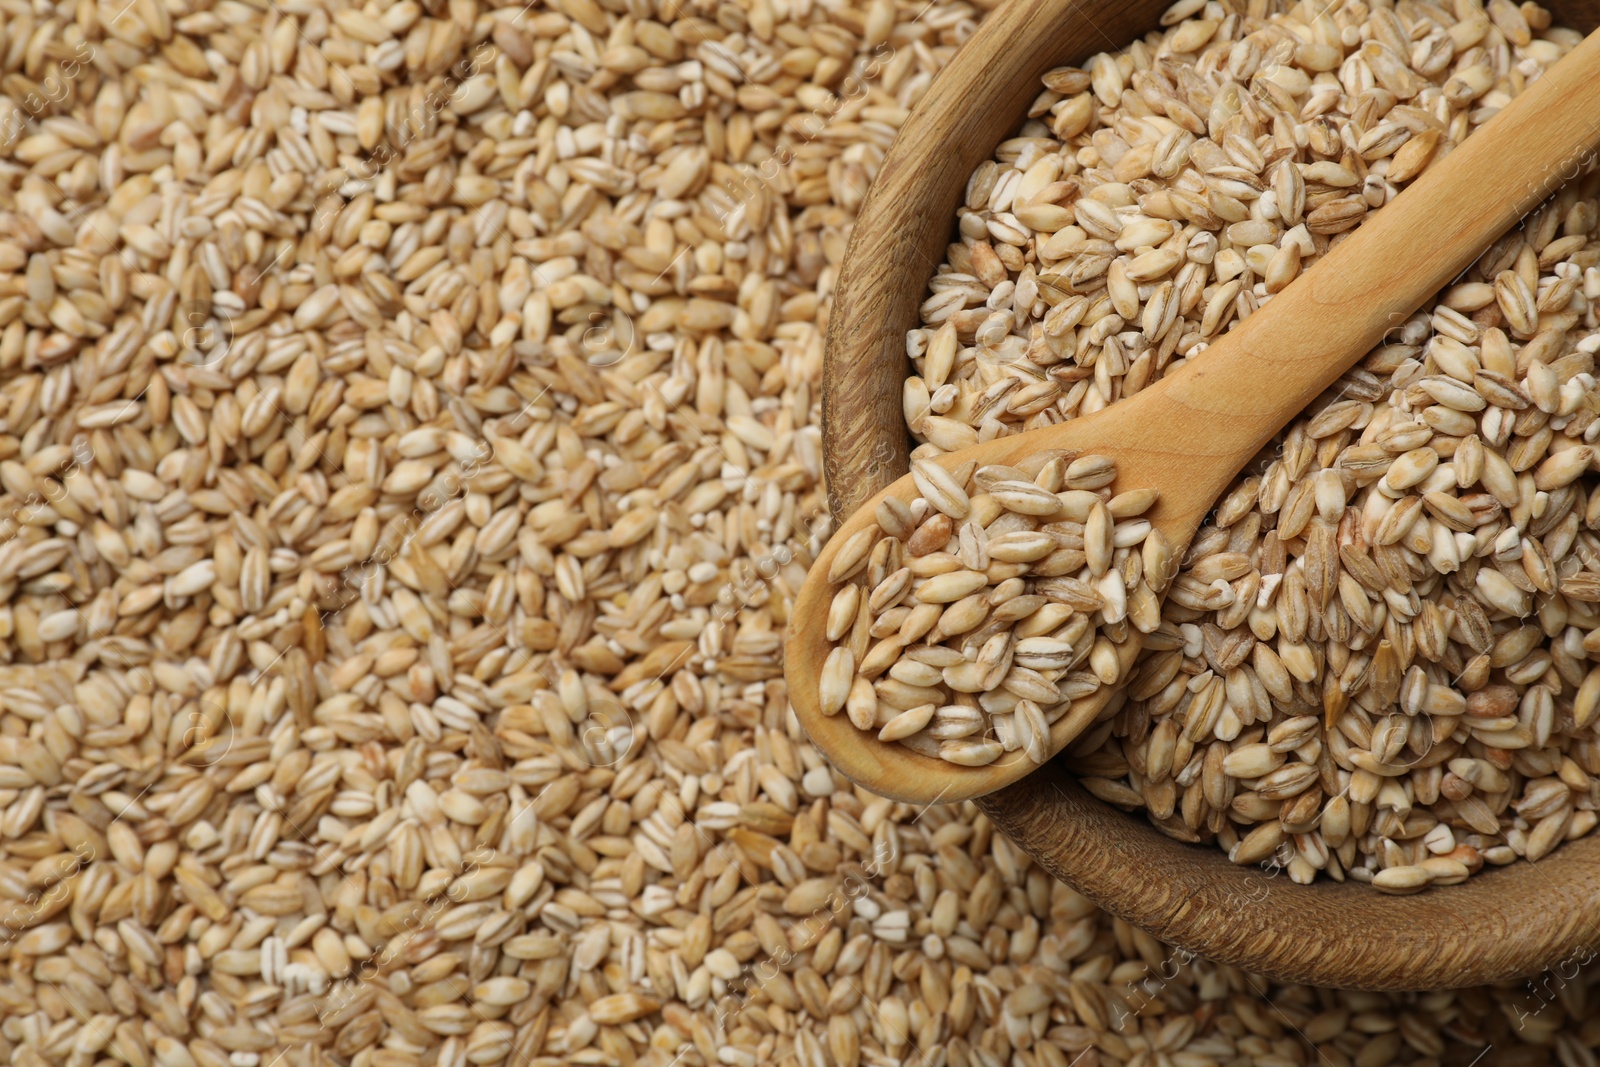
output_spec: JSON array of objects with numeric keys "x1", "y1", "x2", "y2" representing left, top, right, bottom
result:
[{"x1": 1143, "y1": 26, "x2": 1600, "y2": 481}]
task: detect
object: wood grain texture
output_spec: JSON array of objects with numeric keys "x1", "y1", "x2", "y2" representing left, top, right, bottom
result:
[
  {"x1": 984, "y1": 767, "x2": 1600, "y2": 990},
  {"x1": 815, "y1": 0, "x2": 1600, "y2": 989}
]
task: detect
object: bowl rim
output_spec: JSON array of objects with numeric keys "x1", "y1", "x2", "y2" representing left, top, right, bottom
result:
[{"x1": 817, "y1": 0, "x2": 1600, "y2": 990}]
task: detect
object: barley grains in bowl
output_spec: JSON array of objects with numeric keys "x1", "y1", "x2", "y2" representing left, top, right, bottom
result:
[{"x1": 908, "y1": 0, "x2": 1600, "y2": 890}]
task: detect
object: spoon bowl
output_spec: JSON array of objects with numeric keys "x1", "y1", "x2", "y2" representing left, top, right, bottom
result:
[{"x1": 795, "y1": 0, "x2": 1600, "y2": 988}]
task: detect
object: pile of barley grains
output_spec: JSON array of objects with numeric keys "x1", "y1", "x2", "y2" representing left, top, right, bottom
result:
[
  {"x1": 910, "y1": 0, "x2": 1600, "y2": 890},
  {"x1": 2, "y1": 0, "x2": 1600, "y2": 1066},
  {"x1": 819, "y1": 453, "x2": 1163, "y2": 766},
  {"x1": 904, "y1": 0, "x2": 1583, "y2": 450},
  {"x1": 1065, "y1": 209, "x2": 1600, "y2": 892}
]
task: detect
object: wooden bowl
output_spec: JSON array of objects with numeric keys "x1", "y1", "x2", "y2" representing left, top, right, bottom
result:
[{"x1": 823, "y1": 0, "x2": 1600, "y2": 991}]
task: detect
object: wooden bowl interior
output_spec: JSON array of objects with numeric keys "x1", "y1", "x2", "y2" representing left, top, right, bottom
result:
[{"x1": 821, "y1": 0, "x2": 1600, "y2": 989}]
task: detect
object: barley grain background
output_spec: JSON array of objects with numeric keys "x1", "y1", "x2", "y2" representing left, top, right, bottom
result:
[{"x1": 0, "y1": 1, "x2": 1594, "y2": 1066}]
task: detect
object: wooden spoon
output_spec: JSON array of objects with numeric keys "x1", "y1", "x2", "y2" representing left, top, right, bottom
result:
[{"x1": 785, "y1": 25, "x2": 1600, "y2": 807}]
